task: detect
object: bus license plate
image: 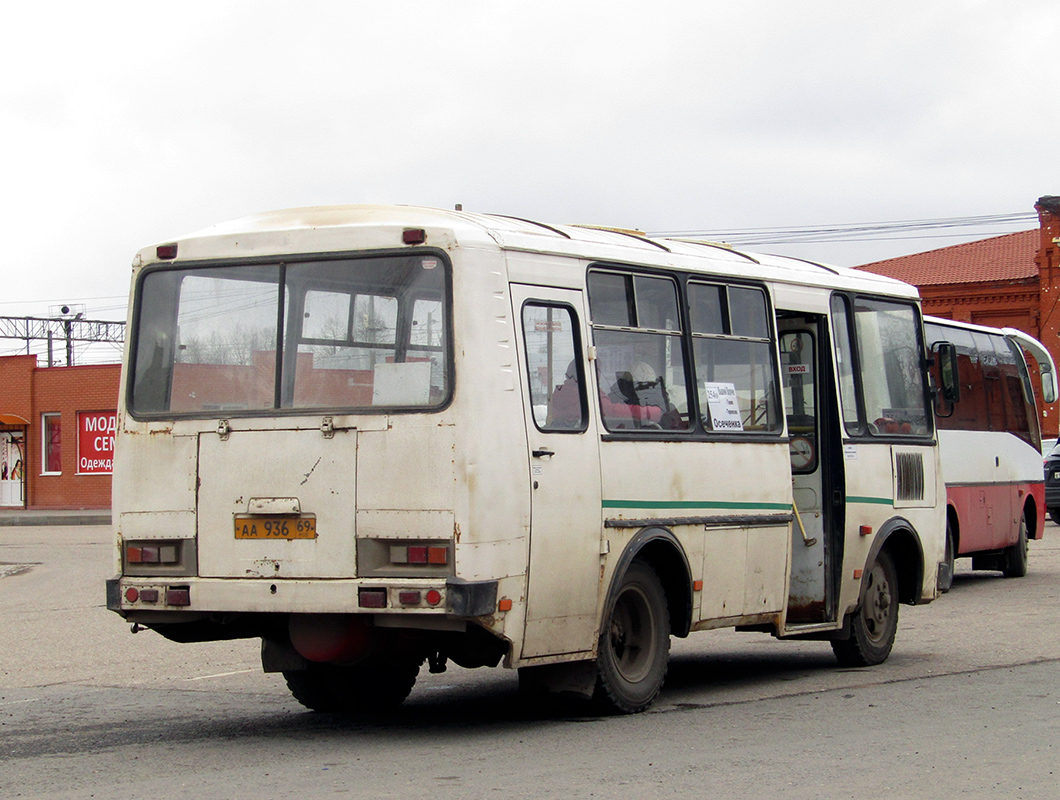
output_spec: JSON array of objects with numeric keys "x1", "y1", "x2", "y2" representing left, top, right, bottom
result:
[{"x1": 234, "y1": 516, "x2": 317, "y2": 539}]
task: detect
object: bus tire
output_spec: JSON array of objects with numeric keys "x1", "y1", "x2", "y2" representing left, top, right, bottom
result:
[
  {"x1": 939, "y1": 521, "x2": 955, "y2": 593},
  {"x1": 1001, "y1": 513, "x2": 1029, "y2": 578},
  {"x1": 1050, "y1": 508, "x2": 1060, "y2": 527},
  {"x1": 593, "y1": 560, "x2": 670, "y2": 714},
  {"x1": 284, "y1": 661, "x2": 420, "y2": 713},
  {"x1": 831, "y1": 550, "x2": 899, "y2": 667}
]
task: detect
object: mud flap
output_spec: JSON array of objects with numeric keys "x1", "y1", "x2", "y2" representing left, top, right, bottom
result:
[{"x1": 518, "y1": 659, "x2": 598, "y2": 699}]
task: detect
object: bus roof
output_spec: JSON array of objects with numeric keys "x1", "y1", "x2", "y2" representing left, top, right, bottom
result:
[{"x1": 135, "y1": 204, "x2": 919, "y2": 299}]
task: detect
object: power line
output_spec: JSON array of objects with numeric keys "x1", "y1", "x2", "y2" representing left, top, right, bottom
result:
[{"x1": 649, "y1": 211, "x2": 1038, "y2": 245}]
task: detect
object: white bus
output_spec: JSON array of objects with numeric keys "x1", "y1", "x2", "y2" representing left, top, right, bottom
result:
[
  {"x1": 107, "y1": 205, "x2": 951, "y2": 714},
  {"x1": 923, "y1": 317, "x2": 1056, "y2": 589}
]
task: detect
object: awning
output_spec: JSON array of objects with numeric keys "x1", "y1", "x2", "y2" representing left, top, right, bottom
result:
[{"x1": 0, "y1": 414, "x2": 29, "y2": 426}]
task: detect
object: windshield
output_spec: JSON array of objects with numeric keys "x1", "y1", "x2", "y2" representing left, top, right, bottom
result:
[{"x1": 129, "y1": 253, "x2": 450, "y2": 416}]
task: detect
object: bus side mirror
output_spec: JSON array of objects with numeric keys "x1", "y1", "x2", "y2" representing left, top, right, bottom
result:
[
  {"x1": 1041, "y1": 369, "x2": 1058, "y2": 405},
  {"x1": 936, "y1": 342, "x2": 960, "y2": 404}
]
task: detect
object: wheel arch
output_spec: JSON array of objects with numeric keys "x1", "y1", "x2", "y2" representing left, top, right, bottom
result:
[
  {"x1": 946, "y1": 502, "x2": 961, "y2": 554},
  {"x1": 1023, "y1": 494, "x2": 1041, "y2": 540},
  {"x1": 864, "y1": 516, "x2": 925, "y2": 606},
  {"x1": 607, "y1": 527, "x2": 693, "y2": 638}
]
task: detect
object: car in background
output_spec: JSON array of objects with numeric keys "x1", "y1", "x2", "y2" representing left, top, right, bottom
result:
[{"x1": 1046, "y1": 441, "x2": 1060, "y2": 525}]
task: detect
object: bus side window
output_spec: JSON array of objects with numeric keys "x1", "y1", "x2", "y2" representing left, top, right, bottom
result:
[
  {"x1": 521, "y1": 303, "x2": 587, "y2": 432},
  {"x1": 588, "y1": 271, "x2": 690, "y2": 432},
  {"x1": 842, "y1": 297, "x2": 930, "y2": 437},
  {"x1": 830, "y1": 295, "x2": 864, "y2": 435},
  {"x1": 995, "y1": 335, "x2": 1032, "y2": 443},
  {"x1": 780, "y1": 330, "x2": 817, "y2": 472},
  {"x1": 971, "y1": 332, "x2": 1005, "y2": 433},
  {"x1": 689, "y1": 282, "x2": 780, "y2": 433}
]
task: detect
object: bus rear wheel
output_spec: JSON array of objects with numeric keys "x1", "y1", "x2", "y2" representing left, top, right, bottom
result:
[
  {"x1": 1001, "y1": 513, "x2": 1029, "y2": 578},
  {"x1": 284, "y1": 660, "x2": 420, "y2": 713},
  {"x1": 593, "y1": 560, "x2": 670, "y2": 714},
  {"x1": 832, "y1": 550, "x2": 899, "y2": 667}
]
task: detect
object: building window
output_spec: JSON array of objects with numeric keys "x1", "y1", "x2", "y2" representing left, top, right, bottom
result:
[{"x1": 42, "y1": 413, "x2": 61, "y2": 474}]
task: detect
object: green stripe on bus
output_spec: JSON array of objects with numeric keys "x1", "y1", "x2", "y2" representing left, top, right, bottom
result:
[
  {"x1": 602, "y1": 500, "x2": 792, "y2": 511},
  {"x1": 604, "y1": 497, "x2": 893, "y2": 510}
]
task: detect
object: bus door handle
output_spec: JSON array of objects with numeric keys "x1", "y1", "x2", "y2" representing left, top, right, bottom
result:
[{"x1": 532, "y1": 448, "x2": 555, "y2": 459}]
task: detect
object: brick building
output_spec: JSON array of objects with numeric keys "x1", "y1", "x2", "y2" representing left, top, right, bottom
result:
[
  {"x1": 858, "y1": 196, "x2": 1060, "y2": 438},
  {"x1": 0, "y1": 354, "x2": 119, "y2": 510}
]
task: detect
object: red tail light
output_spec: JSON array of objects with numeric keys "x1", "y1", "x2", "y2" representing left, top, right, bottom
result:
[
  {"x1": 166, "y1": 587, "x2": 191, "y2": 606},
  {"x1": 389, "y1": 543, "x2": 449, "y2": 566},
  {"x1": 358, "y1": 588, "x2": 387, "y2": 609}
]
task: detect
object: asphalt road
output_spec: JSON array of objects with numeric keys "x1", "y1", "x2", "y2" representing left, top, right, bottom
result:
[{"x1": 1, "y1": 524, "x2": 1058, "y2": 799}]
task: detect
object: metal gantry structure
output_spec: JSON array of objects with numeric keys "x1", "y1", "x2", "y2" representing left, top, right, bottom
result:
[{"x1": 0, "y1": 315, "x2": 126, "y2": 366}]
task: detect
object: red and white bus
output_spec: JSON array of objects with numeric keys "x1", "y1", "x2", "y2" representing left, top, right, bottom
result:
[{"x1": 924, "y1": 317, "x2": 1057, "y2": 589}]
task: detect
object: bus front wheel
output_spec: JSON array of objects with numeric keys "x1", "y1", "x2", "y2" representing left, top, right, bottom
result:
[
  {"x1": 832, "y1": 550, "x2": 899, "y2": 667},
  {"x1": 593, "y1": 560, "x2": 670, "y2": 714}
]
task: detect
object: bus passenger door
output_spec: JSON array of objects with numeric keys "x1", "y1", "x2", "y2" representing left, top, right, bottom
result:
[
  {"x1": 512, "y1": 285, "x2": 603, "y2": 660},
  {"x1": 779, "y1": 316, "x2": 840, "y2": 624}
]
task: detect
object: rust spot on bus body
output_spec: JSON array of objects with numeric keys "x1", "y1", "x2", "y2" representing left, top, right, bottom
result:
[{"x1": 786, "y1": 598, "x2": 827, "y2": 623}]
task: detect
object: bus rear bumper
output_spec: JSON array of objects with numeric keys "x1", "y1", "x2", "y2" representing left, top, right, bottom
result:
[{"x1": 106, "y1": 575, "x2": 499, "y2": 619}]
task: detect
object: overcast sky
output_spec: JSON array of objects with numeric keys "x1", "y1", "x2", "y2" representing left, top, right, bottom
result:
[{"x1": 3, "y1": 1, "x2": 1059, "y2": 341}]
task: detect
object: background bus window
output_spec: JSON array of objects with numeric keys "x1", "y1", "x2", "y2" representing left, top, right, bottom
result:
[
  {"x1": 929, "y1": 325, "x2": 987, "y2": 431},
  {"x1": 588, "y1": 271, "x2": 689, "y2": 432},
  {"x1": 984, "y1": 333, "x2": 1034, "y2": 445},
  {"x1": 521, "y1": 304, "x2": 586, "y2": 432},
  {"x1": 999, "y1": 337, "x2": 1037, "y2": 446},
  {"x1": 971, "y1": 332, "x2": 1006, "y2": 434},
  {"x1": 691, "y1": 283, "x2": 780, "y2": 433}
]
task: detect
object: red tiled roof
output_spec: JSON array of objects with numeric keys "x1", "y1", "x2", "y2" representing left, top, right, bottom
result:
[{"x1": 856, "y1": 229, "x2": 1038, "y2": 286}]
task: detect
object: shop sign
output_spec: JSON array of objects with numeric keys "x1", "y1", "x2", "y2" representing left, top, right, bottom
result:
[{"x1": 77, "y1": 411, "x2": 117, "y2": 474}]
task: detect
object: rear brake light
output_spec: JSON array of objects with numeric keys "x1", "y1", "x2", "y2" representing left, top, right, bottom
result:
[
  {"x1": 166, "y1": 587, "x2": 191, "y2": 606},
  {"x1": 124, "y1": 540, "x2": 184, "y2": 569},
  {"x1": 388, "y1": 543, "x2": 449, "y2": 566},
  {"x1": 408, "y1": 546, "x2": 427, "y2": 564},
  {"x1": 358, "y1": 588, "x2": 387, "y2": 608}
]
